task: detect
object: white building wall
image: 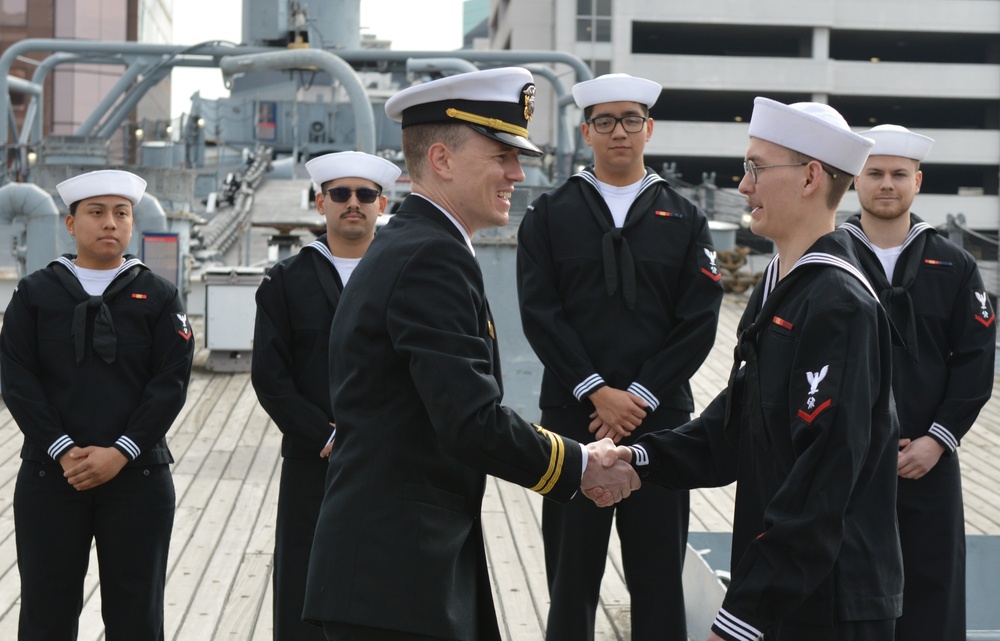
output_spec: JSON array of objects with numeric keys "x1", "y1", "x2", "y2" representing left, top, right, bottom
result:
[{"x1": 490, "y1": 0, "x2": 1000, "y2": 230}]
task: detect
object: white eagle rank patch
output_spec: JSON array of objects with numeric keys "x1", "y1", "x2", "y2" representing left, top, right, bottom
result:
[
  {"x1": 175, "y1": 313, "x2": 192, "y2": 341},
  {"x1": 701, "y1": 247, "x2": 722, "y2": 282},
  {"x1": 798, "y1": 365, "x2": 831, "y2": 424},
  {"x1": 972, "y1": 290, "x2": 995, "y2": 328}
]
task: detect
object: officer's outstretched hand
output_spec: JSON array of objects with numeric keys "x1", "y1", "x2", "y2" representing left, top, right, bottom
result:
[{"x1": 581, "y1": 438, "x2": 641, "y2": 507}]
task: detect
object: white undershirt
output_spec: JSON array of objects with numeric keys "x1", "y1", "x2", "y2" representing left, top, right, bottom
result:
[
  {"x1": 871, "y1": 244, "x2": 905, "y2": 283},
  {"x1": 596, "y1": 178, "x2": 644, "y2": 228},
  {"x1": 73, "y1": 264, "x2": 119, "y2": 296},
  {"x1": 332, "y1": 256, "x2": 363, "y2": 286}
]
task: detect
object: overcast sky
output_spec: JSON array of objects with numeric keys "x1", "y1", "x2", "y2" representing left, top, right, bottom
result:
[{"x1": 170, "y1": 0, "x2": 465, "y2": 119}]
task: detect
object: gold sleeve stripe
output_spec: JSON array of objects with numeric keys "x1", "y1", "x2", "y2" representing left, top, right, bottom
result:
[
  {"x1": 529, "y1": 425, "x2": 564, "y2": 494},
  {"x1": 445, "y1": 108, "x2": 530, "y2": 139}
]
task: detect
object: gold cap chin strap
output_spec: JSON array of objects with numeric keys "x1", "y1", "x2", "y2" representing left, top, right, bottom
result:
[{"x1": 446, "y1": 107, "x2": 529, "y2": 138}]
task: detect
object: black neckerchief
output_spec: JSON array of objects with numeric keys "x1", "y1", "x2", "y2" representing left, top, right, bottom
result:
[
  {"x1": 841, "y1": 215, "x2": 935, "y2": 360},
  {"x1": 51, "y1": 256, "x2": 146, "y2": 364},
  {"x1": 575, "y1": 168, "x2": 664, "y2": 310}
]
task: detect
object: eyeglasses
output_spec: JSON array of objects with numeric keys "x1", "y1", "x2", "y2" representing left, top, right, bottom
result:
[
  {"x1": 742, "y1": 159, "x2": 838, "y2": 184},
  {"x1": 586, "y1": 115, "x2": 648, "y2": 134},
  {"x1": 325, "y1": 187, "x2": 381, "y2": 204}
]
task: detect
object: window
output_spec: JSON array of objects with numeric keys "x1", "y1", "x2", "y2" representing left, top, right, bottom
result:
[
  {"x1": 576, "y1": 0, "x2": 611, "y2": 43},
  {"x1": 588, "y1": 59, "x2": 611, "y2": 76},
  {"x1": 1, "y1": 0, "x2": 27, "y2": 26}
]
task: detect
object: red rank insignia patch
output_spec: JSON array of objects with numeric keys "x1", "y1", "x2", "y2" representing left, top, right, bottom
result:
[
  {"x1": 972, "y1": 290, "x2": 995, "y2": 328},
  {"x1": 175, "y1": 313, "x2": 192, "y2": 341},
  {"x1": 701, "y1": 248, "x2": 723, "y2": 281},
  {"x1": 797, "y1": 365, "x2": 832, "y2": 424}
]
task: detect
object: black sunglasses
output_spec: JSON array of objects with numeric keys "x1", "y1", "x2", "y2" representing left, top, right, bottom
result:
[{"x1": 326, "y1": 187, "x2": 381, "y2": 204}]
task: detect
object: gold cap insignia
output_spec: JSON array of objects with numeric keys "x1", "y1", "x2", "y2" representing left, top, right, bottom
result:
[{"x1": 522, "y1": 84, "x2": 536, "y2": 122}]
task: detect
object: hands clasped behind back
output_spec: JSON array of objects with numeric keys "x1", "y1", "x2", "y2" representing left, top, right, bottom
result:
[{"x1": 580, "y1": 438, "x2": 641, "y2": 507}]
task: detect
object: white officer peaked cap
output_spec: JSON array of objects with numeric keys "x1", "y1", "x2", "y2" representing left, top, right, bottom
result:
[
  {"x1": 305, "y1": 151, "x2": 402, "y2": 190},
  {"x1": 384, "y1": 66, "x2": 543, "y2": 157},
  {"x1": 56, "y1": 169, "x2": 147, "y2": 207},
  {"x1": 861, "y1": 124, "x2": 935, "y2": 161},
  {"x1": 748, "y1": 97, "x2": 875, "y2": 176},
  {"x1": 572, "y1": 73, "x2": 662, "y2": 110}
]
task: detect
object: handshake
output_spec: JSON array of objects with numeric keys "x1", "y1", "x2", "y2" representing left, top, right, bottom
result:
[{"x1": 580, "y1": 438, "x2": 640, "y2": 507}]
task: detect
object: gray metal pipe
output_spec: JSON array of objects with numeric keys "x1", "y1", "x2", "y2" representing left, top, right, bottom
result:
[
  {"x1": 219, "y1": 49, "x2": 376, "y2": 154},
  {"x1": 0, "y1": 39, "x2": 274, "y2": 151},
  {"x1": 523, "y1": 64, "x2": 575, "y2": 183},
  {"x1": 75, "y1": 61, "x2": 148, "y2": 137},
  {"x1": 6, "y1": 74, "x2": 42, "y2": 97},
  {"x1": 339, "y1": 49, "x2": 594, "y2": 87},
  {"x1": 967, "y1": 632, "x2": 1000, "y2": 641},
  {"x1": 23, "y1": 52, "x2": 226, "y2": 147},
  {"x1": 23, "y1": 52, "x2": 113, "y2": 146},
  {"x1": 129, "y1": 191, "x2": 169, "y2": 257},
  {"x1": 95, "y1": 65, "x2": 175, "y2": 140},
  {"x1": 0, "y1": 182, "x2": 61, "y2": 275}
]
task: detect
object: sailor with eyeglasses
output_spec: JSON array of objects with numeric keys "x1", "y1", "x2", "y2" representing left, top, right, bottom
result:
[{"x1": 517, "y1": 72, "x2": 725, "y2": 641}]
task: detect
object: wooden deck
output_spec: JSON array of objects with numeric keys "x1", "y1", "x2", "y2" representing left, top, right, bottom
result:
[{"x1": 0, "y1": 293, "x2": 998, "y2": 640}]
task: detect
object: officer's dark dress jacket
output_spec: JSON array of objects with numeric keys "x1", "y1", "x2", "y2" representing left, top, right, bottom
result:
[
  {"x1": 303, "y1": 195, "x2": 584, "y2": 641},
  {"x1": 628, "y1": 232, "x2": 904, "y2": 641}
]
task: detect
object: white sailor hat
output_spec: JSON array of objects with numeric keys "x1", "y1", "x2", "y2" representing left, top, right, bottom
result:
[
  {"x1": 384, "y1": 66, "x2": 543, "y2": 157},
  {"x1": 56, "y1": 169, "x2": 147, "y2": 208},
  {"x1": 748, "y1": 97, "x2": 875, "y2": 176},
  {"x1": 572, "y1": 73, "x2": 662, "y2": 110},
  {"x1": 305, "y1": 151, "x2": 402, "y2": 191},
  {"x1": 861, "y1": 124, "x2": 934, "y2": 161}
]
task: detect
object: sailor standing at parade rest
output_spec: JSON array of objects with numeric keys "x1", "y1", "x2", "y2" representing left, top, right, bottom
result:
[
  {"x1": 517, "y1": 72, "x2": 724, "y2": 641},
  {"x1": 1, "y1": 169, "x2": 194, "y2": 640},
  {"x1": 842, "y1": 123, "x2": 995, "y2": 641}
]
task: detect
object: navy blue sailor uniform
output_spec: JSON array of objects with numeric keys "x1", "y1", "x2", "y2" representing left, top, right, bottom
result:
[
  {"x1": 516, "y1": 166, "x2": 723, "y2": 641},
  {"x1": 303, "y1": 195, "x2": 586, "y2": 641},
  {"x1": 624, "y1": 231, "x2": 903, "y2": 641},
  {"x1": 251, "y1": 235, "x2": 343, "y2": 641},
  {"x1": 842, "y1": 214, "x2": 995, "y2": 641},
  {"x1": 0, "y1": 254, "x2": 194, "y2": 641}
]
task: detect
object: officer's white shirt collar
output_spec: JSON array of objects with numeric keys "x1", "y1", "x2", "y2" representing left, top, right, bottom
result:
[{"x1": 412, "y1": 193, "x2": 476, "y2": 256}]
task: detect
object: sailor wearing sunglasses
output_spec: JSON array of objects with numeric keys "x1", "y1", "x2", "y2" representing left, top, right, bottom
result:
[{"x1": 251, "y1": 151, "x2": 401, "y2": 641}]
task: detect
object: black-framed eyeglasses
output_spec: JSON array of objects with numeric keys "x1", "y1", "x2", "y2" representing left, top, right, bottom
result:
[
  {"x1": 586, "y1": 115, "x2": 648, "y2": 134},
  {"x1": 742, "y1": 159, "x2": 838, "y2": 184},
  {"x1": 326, "y1": 187, "x2": 381, "y2": 204}
]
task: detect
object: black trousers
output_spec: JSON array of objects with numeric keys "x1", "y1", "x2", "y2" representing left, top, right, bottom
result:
[
  {"x1": 541, "y1": 404, "x2": 690, "y2": 641},
  {"x1": 14, "y1": 460, "x2": 174, "y2": 641},
  {"x1": 766, "y1": 618, "x2": 895, "y2": 640},
  {"x1": 895, "y1": 452, "x2": 966, "y2": 641},
  {"x1": 273, "y1": 456, "x2": 329, "y2": 641},
  {"x1": 322, "y1": 621, "x2": 447, "y2": 641}
]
